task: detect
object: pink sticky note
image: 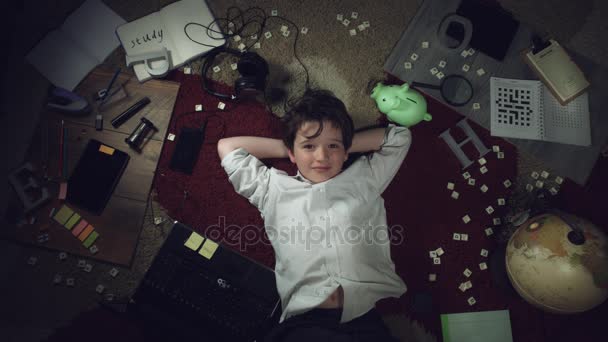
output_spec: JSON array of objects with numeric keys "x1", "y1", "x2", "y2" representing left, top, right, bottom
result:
[
  {"x1": 72, "y1": 219, "x2": 88, "y2": 237},
  {"x1": 58, "y1": 182, "x2": 68, "y2": 200}
]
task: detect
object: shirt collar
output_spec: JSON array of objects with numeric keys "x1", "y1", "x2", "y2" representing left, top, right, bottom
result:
[{"x1": 294, "y1": 170, "x2": 313, "y2": 184}]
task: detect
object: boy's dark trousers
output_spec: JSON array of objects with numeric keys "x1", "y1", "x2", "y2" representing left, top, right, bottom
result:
[{"x1": 263, "y1": 307, "x2": 399, "y2": 342}]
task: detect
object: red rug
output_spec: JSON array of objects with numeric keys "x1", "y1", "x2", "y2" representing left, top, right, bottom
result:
[{"x1": 153, "y1": 71, "x2": 607, "y2": 341}]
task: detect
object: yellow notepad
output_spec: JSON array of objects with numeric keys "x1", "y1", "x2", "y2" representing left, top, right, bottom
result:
[
  {"x1": 199, "y1": 239, "x2": 218, "y2": 259},
  {"x1": 184, "y1": 232, "x2": 204, "y2": 251}
]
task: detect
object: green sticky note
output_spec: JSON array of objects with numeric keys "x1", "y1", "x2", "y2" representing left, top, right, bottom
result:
[
  {"x1": 184, "y1": 232, "x2": 204, "y2": 251},
  {"x1": 53, "y1": 205, "x2": 74, "y2": 225},
  {"x1": 64, "y1": 213, "x2": 81, "y2": 230},
  {"x1": 82, "y1": 231, "x2": 99, "y2": 248}
]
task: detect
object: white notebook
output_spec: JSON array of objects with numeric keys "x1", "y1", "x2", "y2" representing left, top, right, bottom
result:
[
  {"x1": 26, "y1": 0, "x2": 125, "y2": 90},
  {"x1": 115, "y1": 0, "x2": 224, "y2": 82},
  {"x1": 490, "y1": 77, "x2": 591, "y2": 146},
  {"x1": 441, "y1": 310, "x2": 513, "y2": 342}
]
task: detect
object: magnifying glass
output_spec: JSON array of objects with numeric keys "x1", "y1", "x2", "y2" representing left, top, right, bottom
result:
[{"x1": 410, "y1": 75, "x2": 474, "y2": 106}]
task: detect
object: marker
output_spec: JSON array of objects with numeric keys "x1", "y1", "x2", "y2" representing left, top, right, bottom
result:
[
  {"x1": 97, "y1": 68, "x2": 121, "y2": 131},
  {"x1": 111, "y1": 97, "x2": 151, "y2": 128}
]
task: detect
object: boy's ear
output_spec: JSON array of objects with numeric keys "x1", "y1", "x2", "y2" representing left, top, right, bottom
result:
[{"x1": 287, "y1": 148, "x2": 296, "y2": 163}]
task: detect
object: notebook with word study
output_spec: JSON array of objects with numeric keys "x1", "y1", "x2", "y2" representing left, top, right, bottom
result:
[
  {"x1": 115, "y1": 0, "x2": 225, "y2": 82},
  {"x1": 490, "y1": 77, "x2": 591, "y2": 146}
]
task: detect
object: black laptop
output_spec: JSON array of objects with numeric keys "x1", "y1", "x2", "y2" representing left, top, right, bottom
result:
[{"x1": 129, "y1": 221, "x2": 281, "y2": 341}]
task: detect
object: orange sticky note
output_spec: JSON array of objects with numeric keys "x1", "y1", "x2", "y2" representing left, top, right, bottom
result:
[
  {"x1": 78, "y1": 224, "x2": 94, "y2": 242},
  {"x1": 72, "y1": 220, "x2": 88, "y2": 237},
  {"x1": 99, "y1": 144, "x2": 115, "y2": 155}
]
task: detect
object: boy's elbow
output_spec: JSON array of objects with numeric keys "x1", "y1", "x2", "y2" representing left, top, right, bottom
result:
[{"x1": 217, "y1": 138, "x2": 235, "y2": 161}]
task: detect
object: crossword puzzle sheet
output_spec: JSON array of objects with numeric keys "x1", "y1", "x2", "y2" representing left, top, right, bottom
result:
[{"x1": 490, "y1": 78, "x2": 543, "y2": 140}]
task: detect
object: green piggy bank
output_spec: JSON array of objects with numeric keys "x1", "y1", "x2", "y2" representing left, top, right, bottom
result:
[{"x1": 370, "y1": 82, "x2": 432, "y2": 127}]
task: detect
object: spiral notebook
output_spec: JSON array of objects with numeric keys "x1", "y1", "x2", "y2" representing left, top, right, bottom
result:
[{"x1": 490, "y1": 77, "x2": 591, "y2": 146}]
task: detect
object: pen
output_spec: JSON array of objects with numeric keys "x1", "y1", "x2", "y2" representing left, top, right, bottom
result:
[
  {"x1": 97, "y1": 68, "x2": 121, "y2": 131},
  {"x1": 111, "y1": 97, "x2": 151, "y2": 128}
]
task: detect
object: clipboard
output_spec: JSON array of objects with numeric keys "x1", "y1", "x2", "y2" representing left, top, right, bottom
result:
[{"x1": 67, "y1": 139, "x2": 130, "y2": 215}]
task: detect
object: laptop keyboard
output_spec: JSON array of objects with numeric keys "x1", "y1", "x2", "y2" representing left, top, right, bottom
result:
[{"x1": 136, "y1": 247, "x2": 278, "y2": 339}]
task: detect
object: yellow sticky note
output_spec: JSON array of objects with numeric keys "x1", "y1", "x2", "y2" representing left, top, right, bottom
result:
[
  {"x1": 53, "y1": 205, "x2": 74, "y2": 225},
  {"x1": 184, "y1": 232, "x2": 204, "y2": 251},
  {"x1": 199, "y1": 239, "x2": 219, "y2": 259},
  {"x1": 99, "y1": 144, "x2": 115, "y2": 155},
  {"x1": 64, "y1": 213, "x2": 81, "y2": 230}
]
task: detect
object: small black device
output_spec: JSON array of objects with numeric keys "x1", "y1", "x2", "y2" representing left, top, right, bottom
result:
[
  {"x1": 111, "y1": 97, "x2": 151, "y2": 128},
  {"x1": 201, "y1": 46, "x2": 269, "y2": 101},
  {"x1": 169, "y1": 124, "x2": 205, "y2": 174},
  {"x1": 125, "y1": 117, "x2": 158, "y2": 152},
  {"x1": 128, "y1": 221, "x2": 281, "y2": 341}
]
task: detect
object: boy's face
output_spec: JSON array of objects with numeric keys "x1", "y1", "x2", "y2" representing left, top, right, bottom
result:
[{"x1": 287, "y1": 120, "x2": 348, "y2": 184}]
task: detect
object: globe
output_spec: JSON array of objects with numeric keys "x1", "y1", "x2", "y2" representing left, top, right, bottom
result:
[{"x1": 505, "y1": 213, "x2": 608, "y2": 314}]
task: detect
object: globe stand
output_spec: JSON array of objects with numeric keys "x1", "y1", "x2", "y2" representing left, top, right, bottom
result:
[{"x1": 489, "y1": 242, "x2": 518, "y2": 297}]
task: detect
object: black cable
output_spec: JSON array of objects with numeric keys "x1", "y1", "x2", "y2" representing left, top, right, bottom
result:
[{"x1": 182, "y1": 6, "x2": 311, "y2": 115}]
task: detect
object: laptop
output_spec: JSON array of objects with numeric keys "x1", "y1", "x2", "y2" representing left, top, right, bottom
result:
[{"x1": 129, "y1": 221, "x2": 281, "y2": 341}]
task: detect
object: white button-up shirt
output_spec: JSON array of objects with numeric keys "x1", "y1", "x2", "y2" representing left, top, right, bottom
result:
[{"x1": 221, "y1": 124, "x2": 411, "y2": 323}]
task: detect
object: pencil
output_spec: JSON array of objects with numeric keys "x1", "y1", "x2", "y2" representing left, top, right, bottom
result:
[{"x1": 59, "y1": 120, "x2": 64, "y2": 178}]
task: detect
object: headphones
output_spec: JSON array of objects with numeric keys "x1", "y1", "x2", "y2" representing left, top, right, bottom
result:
[{"x1": 201, "y1": 46, "x2": 269, "y2": 101}]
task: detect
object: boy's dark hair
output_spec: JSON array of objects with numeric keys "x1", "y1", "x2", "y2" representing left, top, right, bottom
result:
[{"x1": 282, "y1": 89, "x2": 354, "y2": 151}]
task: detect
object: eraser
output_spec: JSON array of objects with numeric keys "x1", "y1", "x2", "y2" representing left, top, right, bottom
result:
[{"x1": 58, "y1": 182, "x2": 68, "y2": 200}]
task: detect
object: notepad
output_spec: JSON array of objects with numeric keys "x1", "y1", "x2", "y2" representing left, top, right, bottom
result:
[
  {"x1": 67, "y1": 139, "x2": 129, "y2": 215},
  {"x1": 115, "y1": 0, "x2": 224, "y2": 82},
  {"x1": 26, "y1": 0, "x2": 125, "y2": 90},
  {"x1": 441, "y1": 310, "x2": 513, "y2": 342}
]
